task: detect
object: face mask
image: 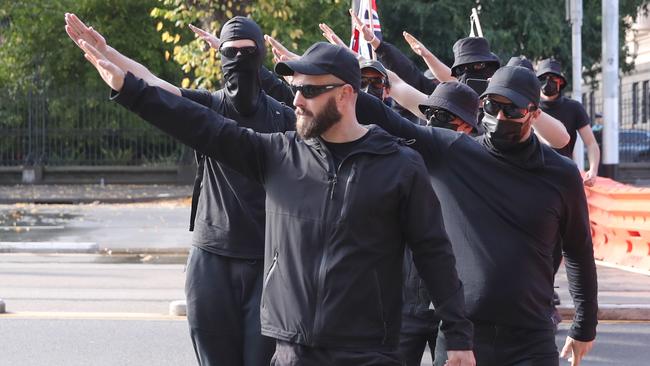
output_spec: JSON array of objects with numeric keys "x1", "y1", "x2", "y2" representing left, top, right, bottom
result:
[
  {"x1": 481, "y1": 113, "x2": 498, "y2": 133},
  {"x1": 221, "y1": 50, "x2": 262, "y2": 116},
  {"x1": 541, "y1": 79, "x2": 559, "y2": 97},
  {"x1": 219, "y1": 17, "x2": 266, "y2": 116},
  {"x1": 363, "y1": 84, "x2": 385, "y2": 100},
  {"x1": 427, "y1": 117, "x2": 457, "y2": 130},
  {"x1": 489, "y1": 118, "x2": 532, "y2": 151}
]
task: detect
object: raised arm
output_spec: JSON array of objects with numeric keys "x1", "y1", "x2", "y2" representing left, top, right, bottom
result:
[
  {"x1": 403, "y1": 32, "x2": 455, "y2": 83},
  {"x1": 77, "y1": 40, "x2": 272, "y2": 184},
  {"x1": 531, "y1": 111, "x2": 570, "y2": 149},
  {"x1": 65, "y1": 13, "x2": 180, "y2": 96},
  {"x1": 385, "y1": 70, "x2": 428, "y2": 120}
]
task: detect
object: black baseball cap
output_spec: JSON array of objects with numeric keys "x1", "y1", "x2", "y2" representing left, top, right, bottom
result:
[
  {"x1": 450, "y1": 37, "x2": 500, "y2": 76},
  {"x1": 275, "y1": 42, "x2": 361, "y2": 91},
  {"x1": 418, "y1": 82, "x2": 479, "y2": 129},
  {"x1": 536, "y1": 58, "x2": 567, "y2": 87},
  {"x1": 480, "y1": 66, "x2": 541, "y2": 108},
  {"x1": 360, "y1": 59, "x2": 388, "y2": 79}
]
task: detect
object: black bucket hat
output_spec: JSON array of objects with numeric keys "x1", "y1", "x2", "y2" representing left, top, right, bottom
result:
[
  {"x1": 450, "y1": 37, "x2": 500, "y2": 76},
  {"x1": 507, "y1": 56, "x2": 534, "y2": 72},
  {"x1": 480, "y1": 66, "x2": 541, "y2": 108},
  {"x1": 536, "y1": 58, "x2": 567, "y2": 87},
  {"x1": 418, "y1": 82, "x2": 479, "y2": 129},
  {"x1": 275, "y1": 42, "x2": 361, "y2": 91}
]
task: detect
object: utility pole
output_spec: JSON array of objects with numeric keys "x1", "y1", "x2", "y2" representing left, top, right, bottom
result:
[
  {"x1": 601, "y1": 0, "x2": 620, "y2": 179},
  {"x1": 569, "y1": 0, "x2": 585, "y2": 170}
]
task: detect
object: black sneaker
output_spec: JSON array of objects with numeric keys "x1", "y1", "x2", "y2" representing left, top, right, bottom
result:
[{"x1": 553, "y1": 291, "x2": 561, "y2": 305}]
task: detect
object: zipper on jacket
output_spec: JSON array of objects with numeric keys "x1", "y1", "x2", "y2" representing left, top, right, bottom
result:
[
  {"x1": 262, "y1": 251, "x2": 278, "y2": 308},
  {"x1": 338, "y1": 163, "x2": 357, "y2": 221},
  {"x1": 374, "y1": 271, "x2": 388, "y2": 345}
]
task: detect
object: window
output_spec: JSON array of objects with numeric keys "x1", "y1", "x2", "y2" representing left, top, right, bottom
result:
[
  {"x1": 632, "y1": 82, "x2": 639, "y2": 125},
  {"x1": 644, "y1": 81, "x2": 650, "y2": 124}
]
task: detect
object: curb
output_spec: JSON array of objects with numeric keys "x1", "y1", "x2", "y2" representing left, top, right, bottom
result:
[
  {"x1": 558, "y1": 304, "x2": 650, "y2": 321},
  {"x1": 169, "y1": 300, "x2": 186, "y2": 316},
  {"x1": 0, "y1": 194, "x2": 190, "y2": 205}
]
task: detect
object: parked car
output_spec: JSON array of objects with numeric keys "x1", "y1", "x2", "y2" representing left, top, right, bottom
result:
[{"x1": 619, "y1": 129, "x2": 650, "y2": 162}]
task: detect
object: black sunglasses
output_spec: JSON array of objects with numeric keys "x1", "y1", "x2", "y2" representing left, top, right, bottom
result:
[
  {"x1": 290, "y1": 84, "x2": 345, "y2": 99},
  {"x1": 456, "y1": 62, "x2": 487, "y2": 75},
  {"x1": 361, "y1": 76, "x2": 387, "y2": 89},
  {"x1": 538, "y1": 75, "x2": 564, "y2": 85},
  {"x1": 483, "y1": 98, "x2": 533, "y2": 119},
  {"x1": 220, "y1": 46, "x2": 258, "y2": 58},
  {"x1": 424, "y1": 108, "x2": 457, "y2": 124}
]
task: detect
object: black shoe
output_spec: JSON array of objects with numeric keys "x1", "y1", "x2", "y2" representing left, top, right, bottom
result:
[{"x1": 553, "y1": 291, "x2": 561, "y2": 305}]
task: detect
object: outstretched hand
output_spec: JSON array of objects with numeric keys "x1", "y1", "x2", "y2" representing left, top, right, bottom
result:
[
  {"x1": 319, "y1": 23, "x2": 346, "y2": 47},
  {"x1": 189, "y1": 24, "x2": 221, "y2": 50},
  {"x1": 264, "y1": 35, "x2": 299, "y2": 63},
  {"x1": 65, "y1": 13, "x2": 107, "y2": 54},
  {"x1": 403, "y1": 31, "x2": 432, "y2": 58},
  {"x1": 79, "y1": 40, "x2": 125, "y2": 92},
  {"x1": 349, "y1": 9, "x2": 375, "y2": 43}
]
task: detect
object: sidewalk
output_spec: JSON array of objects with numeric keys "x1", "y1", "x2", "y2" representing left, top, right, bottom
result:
[
  {"x1": 0, "y1": 184, "x2": 192, "y2": 204},
  {"x1": 556, "y1": 262, "x2": 650, "y2": 320}
]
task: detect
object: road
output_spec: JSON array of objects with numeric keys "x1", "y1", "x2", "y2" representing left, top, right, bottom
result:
[{"x1": 2, "y1": 254, "x2": 650, "y2": 365}]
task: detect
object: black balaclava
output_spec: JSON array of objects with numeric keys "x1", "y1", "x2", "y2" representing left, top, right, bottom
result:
[
  {"x1": 219, "y1": 16, "x2": 266, "y2": 116},
  {"x1": 363, "y1": 83, "x2": 385, "y2": 100},
  {"x1": 541, "y1": 77, "x2": 561, "y2": 97}
]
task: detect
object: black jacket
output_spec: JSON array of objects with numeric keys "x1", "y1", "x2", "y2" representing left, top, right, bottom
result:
[
  {"x1": 112, "y1": 73, "x2": 473, "y2": 351},
  {"x1": 181, "y1": 87, "x2": 295, "y2": 259},
  {"x1": 355, "y1": 92, "x2": 598, "y2": 342}
]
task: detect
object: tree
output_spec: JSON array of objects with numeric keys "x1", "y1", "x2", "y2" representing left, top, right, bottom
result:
[
  {"x1": 151, "y1": 0, "x2": 350, "y2": 89},
  {"x1": 0, "y1": 0, "x2": 181, "y2": 91},
  {"x1": 378, "y1": 0, "x2": 647, "y2": 87}
]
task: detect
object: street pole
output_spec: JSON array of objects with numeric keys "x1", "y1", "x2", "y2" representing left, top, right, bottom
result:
[
  {"x1": 602, "y1": 0, "x2": 620, "y2": 179},
  {"x1": 570, "y1": 0, "x2": 585, "y2": 171}
]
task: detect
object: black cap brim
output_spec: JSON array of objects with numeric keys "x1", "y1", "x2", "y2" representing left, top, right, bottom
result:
[
  {"x1": 275, "y1": 60, "x2": 329, "y2": 77},
  {"x1": 480, "y1": 85, "x2": 530, "y2": 108},
  {"x1": 418, "y1": 96, "x2": 478, "y2": 129}
]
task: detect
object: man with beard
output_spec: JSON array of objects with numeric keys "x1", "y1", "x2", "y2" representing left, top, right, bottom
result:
[
  {"x1": 76, "y1": 39, "x2": 476, "y2": 365},
  {"x1": 350, "y1": 67, "x2": 598, "y2": 366},
  {"x1": 65, "y1": 14, "x2": 295, "y2": 366},
  {"x1": 537, "y1": 58, "x2": 600, "y2": 187}
]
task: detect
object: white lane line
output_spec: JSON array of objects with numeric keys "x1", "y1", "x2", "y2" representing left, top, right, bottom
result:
[
  {"x1": 0, "y1": 242, "x2": 99, "y2": 252},
  {"x1": 0, "y1": 311, "x2": 185, "y2": 321},
  {"x1": 0, "y1": 226, "x2": 65, "y2": 230},
  {"x1": 596, "y1": 260, "x2": 650, "y2": 277}
]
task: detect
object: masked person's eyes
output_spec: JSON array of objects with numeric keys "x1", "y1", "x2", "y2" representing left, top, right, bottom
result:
[
  {"x1": 361, "y1": 77, "x2": 386, "y2": 90},
  {"x1": 457, "y1": 62, "x2": 487, "y2": 75},
  {"x1": 219, "y1": 46, "x2": 258, "y2": 58},
  {"x1": 289, "y1": 84, "x2": 346, "y2": 99},
  {"x1": 483, "y1": 99, "x2": 531, "y2": 119}
]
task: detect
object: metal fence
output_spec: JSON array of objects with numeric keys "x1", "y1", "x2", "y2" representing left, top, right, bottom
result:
[
  {"x1": 582, "y1": 85, "x2": 650, "y2": 163},
  {"x1": 0, "y1": 86, "x2": 185, "y2": 166}
]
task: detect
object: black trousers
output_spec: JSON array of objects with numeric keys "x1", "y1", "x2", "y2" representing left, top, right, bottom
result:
[
  {"x1": 434, "y1": 323, "x2": 558, "y2": 366},
  {"x1": 270, "y1": 340, "x2": 404, "y2": 366},
  {"x1": 399, "y1": 313, "x2": 439, "y2": 366},
  {"x1": 185, "y1": 246, "x2": 275, "y2": 366}
]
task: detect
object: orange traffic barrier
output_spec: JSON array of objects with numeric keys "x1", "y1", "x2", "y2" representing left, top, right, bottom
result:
[{"x1": 586, "y1": 177, "x2": 650, "y2": 271}]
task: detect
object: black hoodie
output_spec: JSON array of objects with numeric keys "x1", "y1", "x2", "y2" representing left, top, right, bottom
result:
[
  {"x1": 183, "y1": 17, "x2": 295, "y2": 259},
  {"x1": 355, "y1": 92, "x2": 598, "y2": 342},
  {"x1": 113, "y1": 73, "x2": 473, "y2": 351}
]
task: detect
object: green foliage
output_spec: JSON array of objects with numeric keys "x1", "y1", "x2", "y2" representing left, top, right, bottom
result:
[
  {"x1": 151, "y1": 0, "x2": 349, "y2": 89},
  {"x1": 0, "y1": 0, "x2": 181, "y2": 92},
  {"x1": 379, "y1": 0, "x2": 647, "y2": 87}
]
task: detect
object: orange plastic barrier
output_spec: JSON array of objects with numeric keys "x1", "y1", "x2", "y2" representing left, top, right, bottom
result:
[{"x1": 586, "y1": 177, "x2": 650, "y2": 271}]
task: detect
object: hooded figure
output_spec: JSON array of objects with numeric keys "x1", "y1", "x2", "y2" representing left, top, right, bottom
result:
[
  {"x1": 180, "y1": 16, "x2": 296, "y2": 366},
  {"x1": 218, "y1": 16, "x2": 266, "y2": 116}
]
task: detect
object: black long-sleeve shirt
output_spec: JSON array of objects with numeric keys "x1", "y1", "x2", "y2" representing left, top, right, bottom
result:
[
  {"x1": 375, "y1": 41, "x2": 438, "y2": 95},
  {"x1": 356, "y1": 92, "x2": 598, "y2": 341}
]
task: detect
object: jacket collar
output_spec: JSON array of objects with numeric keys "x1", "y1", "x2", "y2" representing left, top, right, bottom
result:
[{"x1": 304, "y1": 125, "x2": 401, "y2": 156}]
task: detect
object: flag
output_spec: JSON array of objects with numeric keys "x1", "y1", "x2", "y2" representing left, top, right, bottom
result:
[{"x1": 350, "y1": 0, "x2": 383, "y2": 60}]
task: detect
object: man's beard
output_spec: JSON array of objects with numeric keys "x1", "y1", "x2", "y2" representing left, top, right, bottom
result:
[{"x1": 296, "y1": 96, "x2": 342, "y2": 140}]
